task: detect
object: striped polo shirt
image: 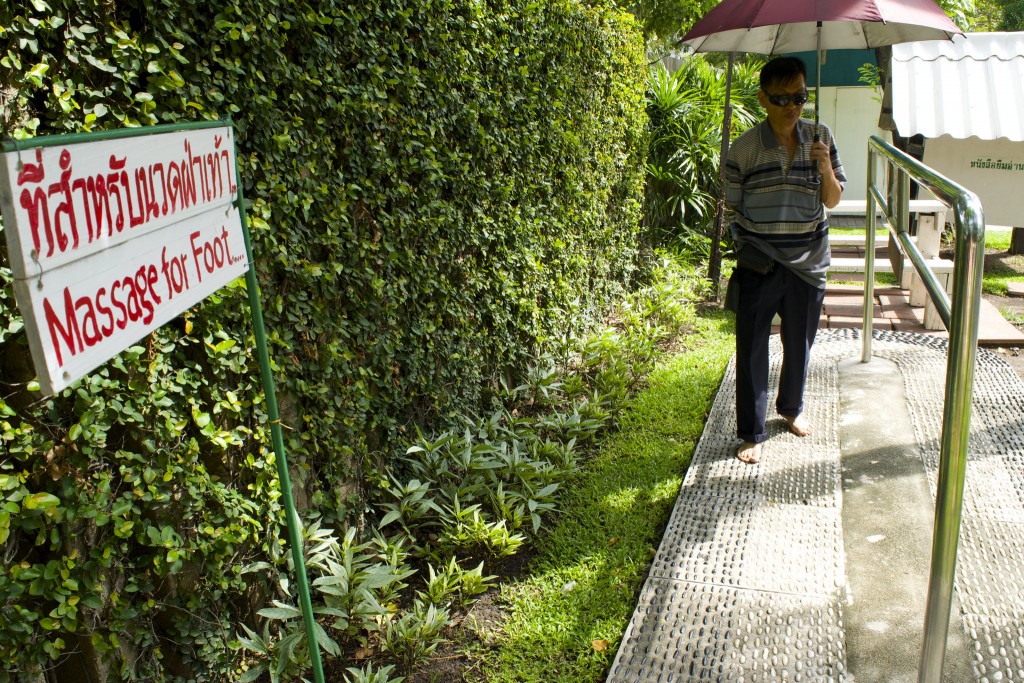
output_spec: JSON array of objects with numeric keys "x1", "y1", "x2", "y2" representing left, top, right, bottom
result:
[{"x1": 725, "y1": 118, "x2": 846, "y2": 288}]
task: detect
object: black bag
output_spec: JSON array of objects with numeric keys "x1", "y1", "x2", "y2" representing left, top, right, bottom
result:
[
  {"x1": 724, "y1": 270, "x2": 740, "y2": 312},
  {"x1": 736, "y1": 244, "x2": 773, "y2": 274}
]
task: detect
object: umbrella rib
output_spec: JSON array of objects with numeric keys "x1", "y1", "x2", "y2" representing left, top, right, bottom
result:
[
  {"x1": 769, "y1": 25, "x2": 782, "y2": 56},
  {"x1": 751, "y1": 0, "x2": 770, "y2": 29}
]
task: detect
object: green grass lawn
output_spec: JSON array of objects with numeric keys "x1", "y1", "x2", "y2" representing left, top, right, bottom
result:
[{"x1": 476, "y1": 311, "x2": 735, "y2": 683}]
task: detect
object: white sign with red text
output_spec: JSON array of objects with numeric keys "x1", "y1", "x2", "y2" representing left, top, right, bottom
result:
[{"x1": 0, "y1": 125, "x2": 249, "y2": 395}]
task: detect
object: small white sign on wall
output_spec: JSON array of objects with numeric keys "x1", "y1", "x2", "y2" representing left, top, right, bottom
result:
[
  {"x1": 924, "y1": 135, "x2": 1024, "y2": 227},
  {"x1": 0, "y1": 125, "x2": 249, "y2": 395}
]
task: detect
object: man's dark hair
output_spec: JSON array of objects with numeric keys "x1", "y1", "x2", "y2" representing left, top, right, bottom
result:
[{"x1": 760, "y1": 57, "x2": 807, "y2": 90}]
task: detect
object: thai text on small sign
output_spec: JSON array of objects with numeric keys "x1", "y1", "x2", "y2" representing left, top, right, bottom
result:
[{"x1": 0, "y1": 125, "x2": 249, "y2": 395}]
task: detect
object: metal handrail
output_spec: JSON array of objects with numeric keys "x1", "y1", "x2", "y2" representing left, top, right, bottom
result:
[{"x1": 861, "y1": 135, "x2": 985, "y2": 682}]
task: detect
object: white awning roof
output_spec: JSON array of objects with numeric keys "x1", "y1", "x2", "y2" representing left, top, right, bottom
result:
[{"x1": 891, "y1": 32, "x2": 1024, "y2": 142}]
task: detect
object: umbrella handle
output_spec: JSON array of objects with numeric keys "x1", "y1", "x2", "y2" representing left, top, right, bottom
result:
[{"x1": 815, "y1": 21, "x2": 822, "y2": 143}]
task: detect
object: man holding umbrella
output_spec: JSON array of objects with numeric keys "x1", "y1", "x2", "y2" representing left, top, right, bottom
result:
[{"x1": 726, "y1": 55, "x2": 844, "y2": 463}]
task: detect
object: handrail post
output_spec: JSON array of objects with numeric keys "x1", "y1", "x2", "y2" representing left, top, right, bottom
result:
[
  {"x1": 897, "y1": 167, "x2": 910, "y2": 241},
  {"x1": 862, "y1": 145, "x2": 877, "y2": 362},
  {"x1": 918, "y1": 197, "x2": 985, "y2": 682}
]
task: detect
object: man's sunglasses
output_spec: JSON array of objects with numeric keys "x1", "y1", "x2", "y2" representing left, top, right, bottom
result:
[{"x1": 764, "y1": 91, "x2": 810, "y2": 107}]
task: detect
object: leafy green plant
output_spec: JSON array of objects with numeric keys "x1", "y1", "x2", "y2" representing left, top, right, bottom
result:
[
  {"x1": 645, "y1": 55, "x2": 763, "y2": 250},
  {"x1": 437, "y1": 499, "x2": 525, "y2": 559},
  {"x1": 487, "y1": 479, "x2": 555, "y2": 536},
  {"x1": 393, "y1": 408, "x2": 575, "y2": 552},
  {"x1": 378, "y1": 478, "x2": 445, "y2": 547},
  {"x1": 343, "y1": 662, "x2": 405, "y2": 683},
  {"x1": 508, "y1": 363, "x2": 565, "y2": 408},
  {"x1": 307, "y1": 525, "x2": 414, "y2": 639},
  {"x1": 858, "y1": 62, "x2": 884, "y2": 102},
  {"x1": 235, "y1": 523, "x2": 415, "y2": 681},
  {"x1": 423, "y1": 557, "x2": 496, "y2": 609},
  {"x1": 423, "y1": 559, "x2": 463, "y2": 607},
  {"x1": 235, "y1": 612, "x2": 320, "y2": 683},
  {"x1": 535, "y1": 404, "x2": 609, "y2": 447},
  {"x1": 380, "y1": 599, "x2": 450, "y2": 674},
  {"x1": 1000, "y1": 306, "x2": 1024, "y2": 326},
  {"x1": 454, "y1": 561, "x2": 496, "y2": 606}
]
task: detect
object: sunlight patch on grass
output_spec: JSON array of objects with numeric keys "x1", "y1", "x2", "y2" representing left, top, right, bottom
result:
[
  {"x1": 985, "y1": 227, "x2": 1012, "y2": 251},
  {"x1": 982, "y1": 257, "x2": 1024, "y2": 295},
  {"x1": 602, "y1": 473, "x2": 686, "y2": 512},
  {"x1": 1000, "y1": 306, "x2": 1024, "y2": 325},
  {"x1": 602, "y1": 486, "x2": 643, "y2": 511}
]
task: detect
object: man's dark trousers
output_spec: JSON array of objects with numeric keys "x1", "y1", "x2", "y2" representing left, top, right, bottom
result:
[{"x1": 734, "y1": 264, "x2": 826, "y2": 444}]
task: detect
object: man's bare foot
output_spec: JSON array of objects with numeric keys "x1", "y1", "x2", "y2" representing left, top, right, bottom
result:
[
  {"x1": 784, "y1": 414, "x2": 811, "y2": 437},
  {"x1": 737, "y1": 441, "x2": 761, "y2": 464}
]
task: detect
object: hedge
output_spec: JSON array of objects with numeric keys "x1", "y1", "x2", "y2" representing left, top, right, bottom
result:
[{"x1": 0, "y1": 0, "x2": 647, "y2": 679}]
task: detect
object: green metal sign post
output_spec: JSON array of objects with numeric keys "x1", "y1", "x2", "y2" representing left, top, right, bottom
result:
[{"x1": 231, "y1": 125, "x2": 326, "y2": 683}]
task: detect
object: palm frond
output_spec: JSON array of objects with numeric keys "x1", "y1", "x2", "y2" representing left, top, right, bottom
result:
[{"x1": 643, "y1": 53, "x2": 763, "y2": 248}]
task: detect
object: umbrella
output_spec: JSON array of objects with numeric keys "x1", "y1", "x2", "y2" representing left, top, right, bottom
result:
[
  {"x1": 680, "y1": 0, "x2": 962, "y2": 293},
  {"x1": 681, "y1": 0, "x2": 963, "y2": 134}
]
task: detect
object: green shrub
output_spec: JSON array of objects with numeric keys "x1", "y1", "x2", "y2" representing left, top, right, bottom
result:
[{"x1": 380, "y1": 599, "x2": 450, "y2": 674}]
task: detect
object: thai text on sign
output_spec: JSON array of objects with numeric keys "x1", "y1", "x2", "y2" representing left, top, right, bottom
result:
[{"x1": 0, "y1": 125, "x2": 249, "y2": 395}]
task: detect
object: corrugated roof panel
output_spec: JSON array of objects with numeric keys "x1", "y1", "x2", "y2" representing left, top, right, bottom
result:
[
  {"x1": 894, "y1": 31, "x2": 1024, "y2": 60},
  {"x1": 891, "y1": 32, "x2": 1024, "y2": 141}
]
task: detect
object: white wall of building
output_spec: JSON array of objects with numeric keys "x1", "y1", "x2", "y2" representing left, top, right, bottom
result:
[{"x1": 815, "y1": 86, "x2": 890, "y2": 202}]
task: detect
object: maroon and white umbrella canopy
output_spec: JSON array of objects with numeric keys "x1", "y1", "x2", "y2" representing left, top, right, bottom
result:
[
  {"x1": 681, "y1": 0, "x2": 962, "y2": 54},
  {"x1": 680, "y1": 0, "x2": 962, "y2": 136}
]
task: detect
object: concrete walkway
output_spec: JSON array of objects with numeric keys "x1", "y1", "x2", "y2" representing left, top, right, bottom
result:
[{"x1": 608, "y1": 328, "x2": 1024, "y2": 682}]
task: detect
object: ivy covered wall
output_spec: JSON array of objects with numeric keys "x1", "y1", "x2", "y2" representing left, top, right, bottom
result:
[{"x1": 0, "y1": 0, "x2": 647, "y2": 679}]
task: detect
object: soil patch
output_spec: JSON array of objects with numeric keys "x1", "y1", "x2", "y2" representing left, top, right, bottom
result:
[
  {"x1": 982, "y1": 291, "x2": 1024, "y2": 384},
  {"x1": 985, "y1": 342, "x2": 1024, "y2": 384}
]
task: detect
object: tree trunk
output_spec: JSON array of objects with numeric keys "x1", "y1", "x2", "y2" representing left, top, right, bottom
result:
[
  {"x1": 1009, "y1": 226, "x2": 1024, "y2": 255},
  {"x1": 709, "y1": 53, "x2": 736, "y2": 301}
]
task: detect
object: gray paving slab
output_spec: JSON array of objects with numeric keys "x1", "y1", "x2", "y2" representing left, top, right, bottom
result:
[
  {"x1": 609, "y1": 329, "x2": 1024, "y2": 683},
  {"x1": 837, "y1": 355, "x2": 973, "y2": 682}
]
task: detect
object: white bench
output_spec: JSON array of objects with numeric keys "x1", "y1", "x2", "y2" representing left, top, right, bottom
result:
[{"x1": 829, "y1": 256, "x2": 954, "y2": 276}]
